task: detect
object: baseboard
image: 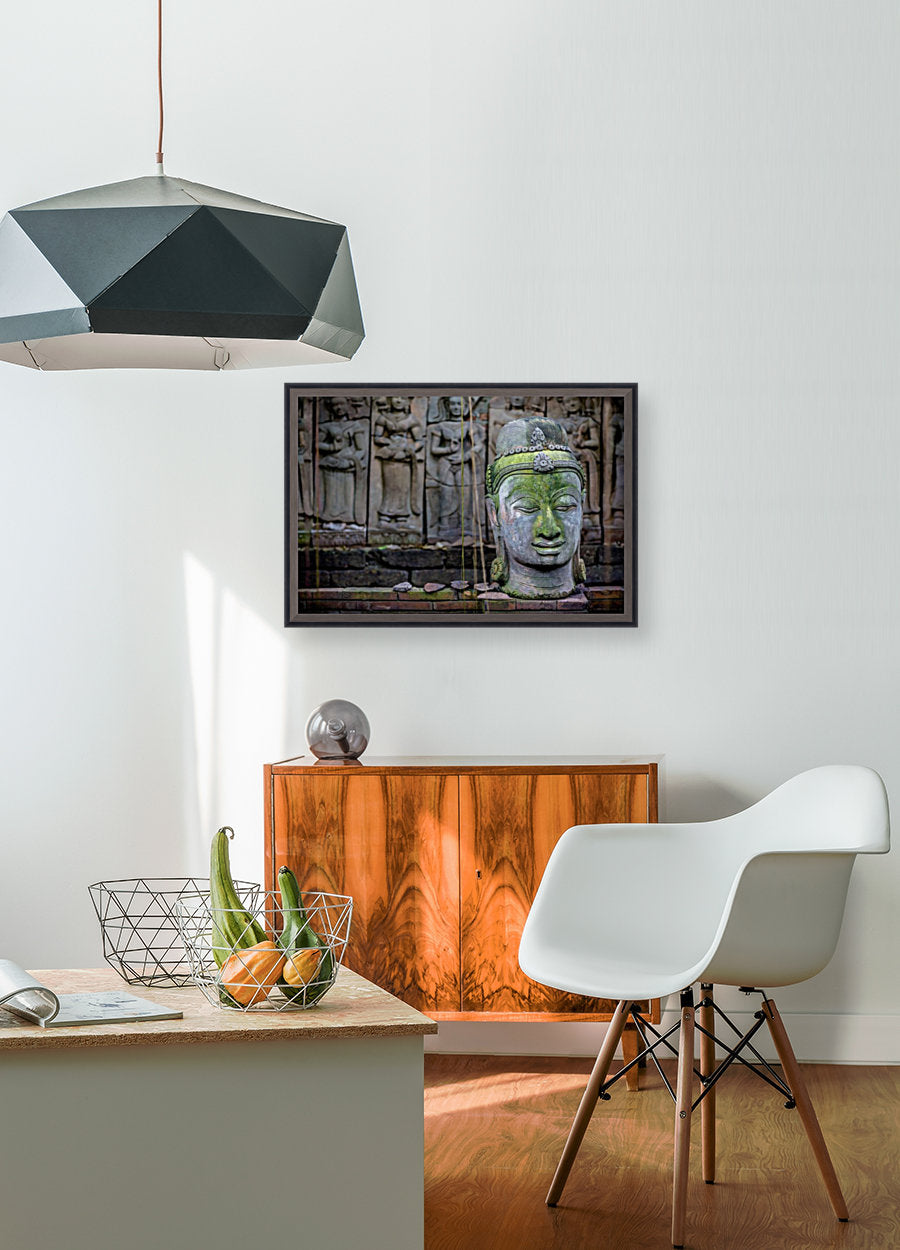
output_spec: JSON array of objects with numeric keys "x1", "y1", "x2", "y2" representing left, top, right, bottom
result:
[{"x1": 424, "y1": 1012, "x2": 900, "y2": 1065}]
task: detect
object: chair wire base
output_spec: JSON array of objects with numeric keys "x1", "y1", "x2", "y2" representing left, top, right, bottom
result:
[{"x1": 605, "y1": 989, "x2": 795, "y2": 1110}]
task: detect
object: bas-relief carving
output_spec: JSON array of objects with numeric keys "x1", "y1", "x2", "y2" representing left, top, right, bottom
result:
[
  {"x1": 317, "y1": 398, "x2": 369, "y2": 527},
  {"x1": 298, "y1": 398, "x2": 371, "y2": 547},
  {"x1": 296, "y1": 393, "x2": 627, "y2": 565},
  {"x1": 487, "y1": 395, "x2": 547, "y2": 459},
  {"x1": 425, "y1": 396, "x2": 489, "y2": 543},
  {"x1": 601, "y1": 396, "x2": 626, "y2": 544},
  {"x1": 296, "y1": 399, "x2": 314, "y2": 521},
  {"x1": 548, "y1": 396, "x2": 603, "y2": 540},
  {"x1": 369, "y1": 396, "x2": 425, "y2": 539}
]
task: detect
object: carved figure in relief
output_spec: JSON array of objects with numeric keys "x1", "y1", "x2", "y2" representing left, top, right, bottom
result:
[
  {"x1": 425, "y1": 396, "x2": 468, "y2": 539},
  {"x1": 559, "y1": 396, "x2": 602, "y2": 519},
  {"x1": 425, "y1": 396, "x2": 490, "y2": 543},
  {"x1": 317, "y1": 399, "x2": 367, "y2": 525},
  {"x1": 427, "y1": 423, "x2": 463, "y2": 536},
  {"x1": 485, "y1": 417, "x2": 586, "y2": 599},
  {"x1": 373, "y1": 396, "x2": 422, "y2": 524},
  {"x1": 297, "y1": 413, "x2": 313, "y2": 518},
  {"x1": 488, "y1": 395, "x2": 545, "y2": 458},
  {"x1": 603, "y1": 405, "x2": 625, "y2": 542}
]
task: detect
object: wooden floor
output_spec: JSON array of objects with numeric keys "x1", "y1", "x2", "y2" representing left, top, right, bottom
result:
[{"x1": 424, "y1": 1055, "x2": 900, "y2": 1250}]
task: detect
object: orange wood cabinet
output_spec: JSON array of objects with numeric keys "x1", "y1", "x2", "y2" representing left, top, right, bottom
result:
[{"x1": 265, "y1": 756, "x2": 659, "y2": 1021}]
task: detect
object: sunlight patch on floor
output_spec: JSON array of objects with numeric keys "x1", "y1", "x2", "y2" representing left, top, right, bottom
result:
[{"x1": 425, "y1": 1069, "x2": 587, "y2": 1116}]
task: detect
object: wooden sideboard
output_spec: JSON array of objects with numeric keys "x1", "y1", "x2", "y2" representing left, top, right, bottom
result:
[{"x1": 264, "y1": 756, "x2": 659, "y2": 1030}]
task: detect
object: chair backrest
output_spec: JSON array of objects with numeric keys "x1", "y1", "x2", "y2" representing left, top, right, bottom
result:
[
  {"x1": 518, "y1": 765, "x2": 889, "y2": 999},
  {"x1": 724, "y1": 764, "x2": 890, "y2": 854},
  {"x1": 699, "y1": 765, "x2": 889, "y2": 987}
]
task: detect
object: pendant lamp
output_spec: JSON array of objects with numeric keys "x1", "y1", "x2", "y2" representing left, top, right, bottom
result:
[{"x1": 0, "y1": 4, "x2": 363, "y2": 371}]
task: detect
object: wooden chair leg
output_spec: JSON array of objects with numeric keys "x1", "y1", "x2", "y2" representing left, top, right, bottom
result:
[
  {"x1": 698, "y1": 983, "x2": 716, "y2": 1184},
  {"x1": 546, "y1": 999, "x2": 632, "y2": 1207},
  {"x1": 761, "y1": 997, "x2": 849, "y2": 1222},
  {"x1": 671, "y1": 992, "x2": 695, "y2": 1249},
  {"x1": 621, "y1": 1022, "x2": 642, "y2": 1091}
]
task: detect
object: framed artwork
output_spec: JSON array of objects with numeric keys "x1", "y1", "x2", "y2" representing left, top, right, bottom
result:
[{"x1": 284, "y1": 384, "x2": 637, "y2": 626}]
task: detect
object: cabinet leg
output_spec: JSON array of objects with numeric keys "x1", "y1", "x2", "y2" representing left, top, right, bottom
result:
[{"x1": 621, "y1": 1022, "x2": 642, "y2": 1091}]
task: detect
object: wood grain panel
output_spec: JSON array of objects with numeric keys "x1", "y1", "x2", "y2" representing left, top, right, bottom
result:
[
  {"x1": 459, "y1": 772, "x2": 648, "y2": 1014},
  {"x1": 271, "y1": 772, "x2": 460, "y2": 1012}
]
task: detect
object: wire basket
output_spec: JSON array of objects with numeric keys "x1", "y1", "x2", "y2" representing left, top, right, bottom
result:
[
  {"x1": 88, "y1": 878, "x2": 261, "y2": 988},
  {"x1": 174, "y1": 890, "x2": 353, "y2": 1011}
]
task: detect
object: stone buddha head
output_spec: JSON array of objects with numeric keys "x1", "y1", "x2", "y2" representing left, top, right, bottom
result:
[{"x1": 485, "y1": 418, "x2": 586, "y2": 599}]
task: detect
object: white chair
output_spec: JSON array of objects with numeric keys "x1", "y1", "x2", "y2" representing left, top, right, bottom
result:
[{"x1": 518, "y1": 765, "x2": 890, "y2": 1249}]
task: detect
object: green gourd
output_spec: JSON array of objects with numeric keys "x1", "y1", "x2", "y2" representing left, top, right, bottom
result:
[
  {"x1": 276, "y1": 865, "x2": 334, "y2": 1005},
  {"x1": 209, "y1": 826, "x2": 266, "y2": 969}
]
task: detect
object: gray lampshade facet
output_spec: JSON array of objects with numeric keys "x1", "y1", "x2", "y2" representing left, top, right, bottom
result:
[
  {"x1": 0, "y1": 215, "x2": 90, "y2": 341},
  {"x1": 8, "y1": 205, "x2": 197, "y2": 304},
  {"x1": 0, "y1": 174, "x2": 364, "y2": 370}
]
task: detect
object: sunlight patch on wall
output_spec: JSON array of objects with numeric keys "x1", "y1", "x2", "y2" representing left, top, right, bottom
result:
[
  {"x1": 217, "y1": 582, "x2": 288, "y2": 814},
  {"x1": 182, "y1": 552, "x2": 287, "y2": 880},
  {"x1": 183, "y1": 552, "x2": 218, "y2": 844}
]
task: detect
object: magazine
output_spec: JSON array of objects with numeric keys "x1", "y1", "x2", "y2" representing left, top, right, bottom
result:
[{"x1": 0, "y1": 961, "x2": 183, "y2": 1028}]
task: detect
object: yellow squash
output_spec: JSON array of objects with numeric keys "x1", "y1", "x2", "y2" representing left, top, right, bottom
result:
[
  {"x1": 282, "y1": 947, "x2": 322, "y2": 988},
  {"x1": 220, "y1": 940, "x2": 286, "y2": 1006}
]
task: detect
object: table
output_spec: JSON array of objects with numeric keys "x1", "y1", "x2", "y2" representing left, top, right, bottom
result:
[{"x1": 0, "y1": 967, "x2": 437, "y2": 1250}]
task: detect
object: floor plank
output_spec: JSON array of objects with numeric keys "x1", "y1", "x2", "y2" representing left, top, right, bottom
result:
[{"x1": 424, "y1": 1055, "x2": 900, "y2": 1250}]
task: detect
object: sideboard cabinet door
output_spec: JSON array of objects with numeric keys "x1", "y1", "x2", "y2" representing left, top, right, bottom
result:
[
  {"x1": 459, "y1": 771, "x2": 649, "y2": 1015},
  {"x1": 267, "y1": 758, "x2": 658, "y2": 1021},
  {"x1": 270, "y1": 770, "x2": 460, "y2": 1013}
]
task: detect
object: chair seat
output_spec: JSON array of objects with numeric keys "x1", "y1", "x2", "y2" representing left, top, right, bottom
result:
[{"x1": 519, "y1": 945, "x2": 697, "y2": 1002}]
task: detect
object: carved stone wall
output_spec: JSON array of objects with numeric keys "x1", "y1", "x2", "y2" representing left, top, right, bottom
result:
[{"x1": 297, "y1": 393, "x2": 626, "y2": 550}]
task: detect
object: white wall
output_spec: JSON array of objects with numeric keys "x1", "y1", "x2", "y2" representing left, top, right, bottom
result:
[{"x1": 1, "y1": 1, "x2": 898, "y2": 1059}]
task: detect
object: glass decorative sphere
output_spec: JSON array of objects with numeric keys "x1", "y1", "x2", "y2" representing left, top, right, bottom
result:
[{"x1": 305, "y1": 699, "x2": 370, "y2": 761}]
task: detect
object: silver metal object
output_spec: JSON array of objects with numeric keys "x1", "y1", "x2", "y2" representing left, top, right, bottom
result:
[{"x1": 305, "y1": 699, "x2": 370, "y2": 760}]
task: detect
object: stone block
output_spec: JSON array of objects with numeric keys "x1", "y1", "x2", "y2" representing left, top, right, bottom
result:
[
  {"x1": 377, "y1": 547, "x2": 443, "y2": 569},
  {"x1": 368, "y1": 599, "x2": 435, "y2": 611},
  {"x1": 405, "y1": 585, "x2": 455, "y2": 600},
  {"x1": 585, "y1": 587, "x2": 625, "y2": 612},
  {"x1": 320, "y1": 549, "x2": 369, "y2": 570},
  {"x1": 556, "y1": 592, "x2": 589, "y2": 611},
  {"x1": 351, "y1": 567, "x2": 405, "y2": 588}
]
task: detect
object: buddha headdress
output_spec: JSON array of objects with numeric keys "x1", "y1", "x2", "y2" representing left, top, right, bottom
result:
[{"x1": 485, "y1": 418, "x2": 586, "y2": 495}]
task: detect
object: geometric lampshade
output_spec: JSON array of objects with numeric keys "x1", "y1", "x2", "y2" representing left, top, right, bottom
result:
[{"x1": 0, "y1": 174, "x2": 364, "y2": 370}]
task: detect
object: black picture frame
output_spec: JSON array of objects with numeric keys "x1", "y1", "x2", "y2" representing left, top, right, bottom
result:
[{"x1": 284, "y1": 384, "x2": 637, "y2": 626}]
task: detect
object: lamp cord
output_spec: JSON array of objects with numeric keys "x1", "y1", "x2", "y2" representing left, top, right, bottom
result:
[{"x1": 155, "y1": 0, "x2": 164, "y2": 173}]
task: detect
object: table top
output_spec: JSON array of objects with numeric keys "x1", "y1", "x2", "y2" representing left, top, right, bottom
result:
[
  {"x1": 269, "y1": 754, "x2": 662, "y2": 773},
  {"x1": 0, "y1": 967, "x2": 438, "y2": 1052}
]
